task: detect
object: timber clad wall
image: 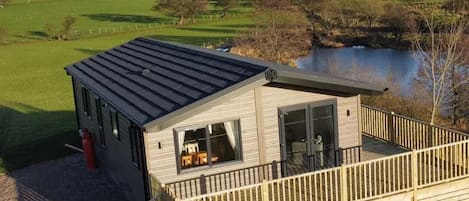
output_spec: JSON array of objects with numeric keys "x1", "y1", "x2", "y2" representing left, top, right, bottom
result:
[
  {"x1": 145, "y1": 86, "x2": 361, "y2": 184},
  {"x1": 258, "y1": 86, "x2": 361, "y2": 163},
  {"x1": 72, "y1": 78, "x2": 146, "y2": 201},
  {"x1": 145, "y1": 88, "x2": 259, "y2": 183}
]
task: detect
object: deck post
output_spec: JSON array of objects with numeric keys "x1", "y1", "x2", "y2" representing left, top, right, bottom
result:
[
  {"x1": 340, "y1": 165, "x2": 348, "y2": 201},
  {"x1": 271, "y1": 160, "x2": 278, "y2": 180},
  {"x1": 261, "y1": 180, "x2": 269, "y2": 201},
  {"x1": 412, "y1": 149, "x2": 418, "y2": 201},
  {"x1": 199, "y1": 174, "x2": 207, "y2": 195},
  {"x1": 427, "y1": 124, "x2": 434, "y2": 148},
  {"x1": 388, "y1": 111, "x2": 395, "y2": 144}
]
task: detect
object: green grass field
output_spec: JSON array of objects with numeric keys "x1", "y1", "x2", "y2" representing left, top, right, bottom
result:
[
  {"x1": 0, "y1": 0, "x2": 249, "y2": 43},
  {"x1": 0, "y1": 0, "x2": 252, "y2": 174}
]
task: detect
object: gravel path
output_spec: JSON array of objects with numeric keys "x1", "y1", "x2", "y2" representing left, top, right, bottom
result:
[{"x1": 0, "y1": 154, "x2": 129, "y2": 201}]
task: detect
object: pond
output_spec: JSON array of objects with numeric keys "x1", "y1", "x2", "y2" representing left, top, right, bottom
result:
[{"x1": 296, "y1": 47, "x2": 421, "y2": 92}]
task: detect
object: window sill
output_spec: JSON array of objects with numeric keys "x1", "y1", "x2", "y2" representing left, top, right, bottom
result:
[{"x1": 178, "y1": 160, "x2": 244, "y2": 175}]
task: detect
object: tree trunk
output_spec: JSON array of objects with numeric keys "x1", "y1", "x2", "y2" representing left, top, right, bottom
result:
[{"x1": 178, "y1": 15, "x2": 185, "y2": 25}]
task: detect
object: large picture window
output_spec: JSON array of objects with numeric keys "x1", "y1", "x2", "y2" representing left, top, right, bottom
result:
[{"x1": 175, "y1": 120, "x2": 241, "y2": 171}]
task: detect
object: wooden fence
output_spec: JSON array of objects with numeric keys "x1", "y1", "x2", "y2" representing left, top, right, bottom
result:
[
  {"x1": 180, "y1": 139, "x2": 469, "y2": 201},
  {"x1": 361, "y1": 105, "x2": 469, "y2": 149}
]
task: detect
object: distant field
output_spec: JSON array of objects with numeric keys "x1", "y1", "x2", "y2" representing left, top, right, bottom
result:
[
  {"x1": 0, "y1": 0, "x2": 249, "y2": 43},
  {"x1": 0, "y1": 6, "x2": 253, "y2": 173}
]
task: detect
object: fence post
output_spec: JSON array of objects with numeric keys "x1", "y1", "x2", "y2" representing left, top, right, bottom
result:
[
  {"x1": 271, "y1": 160, "x2": 278, "y2": 180},
  {"x1": 261, "y1": 180, "x2": 269, "y2": 201},
  {"x1": 199, "y1": 174, "x2": 207, "y2": 195},
  {"x1": 340, "y1": 165, "x2": 348, "y2": 201},
  {"x1": 388, "y1": 111, "x2": 395, "y2": 144},
  {"x1": 412, "y1": 149, "x2": 418, "y2": 201},
  {"x1": 428, "y1": 124, "x2": 434, "y2": 147}
]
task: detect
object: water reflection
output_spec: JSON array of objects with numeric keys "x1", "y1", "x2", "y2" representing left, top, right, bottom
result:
[{"x1": 297, "y1": 47, "x2": 421, "y2": 90}]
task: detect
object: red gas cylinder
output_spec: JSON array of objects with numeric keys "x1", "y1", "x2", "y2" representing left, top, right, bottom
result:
[{"x1": 81, "y1": 128, "x2": 97, "y2": 169}]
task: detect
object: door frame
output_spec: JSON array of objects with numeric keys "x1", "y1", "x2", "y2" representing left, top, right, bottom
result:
[{"x1": 278, "y1": 99, "x2": 339, "y2": 174}]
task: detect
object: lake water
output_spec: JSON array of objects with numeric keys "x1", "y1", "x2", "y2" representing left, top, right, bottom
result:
[{"x1": 296, "y1": 47, "x2": 421, "y2": 91}]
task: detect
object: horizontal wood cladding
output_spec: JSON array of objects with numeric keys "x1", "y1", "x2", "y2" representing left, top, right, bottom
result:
[
  {"x1": 145, "y1": 85, "x2": 361, "y2": 185},
  {"x1": 145, "y1": 89, "x2": 260, "y2": 183}
]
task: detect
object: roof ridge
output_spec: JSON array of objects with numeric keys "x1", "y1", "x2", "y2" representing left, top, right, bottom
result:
[{"x1": 135, "y1": 37, "x2": 271, "y2": 72}]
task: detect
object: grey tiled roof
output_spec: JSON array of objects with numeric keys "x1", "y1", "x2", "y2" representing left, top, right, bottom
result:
[{"x1": 66, "y1": 37, "x2": 384, "y2": 126}]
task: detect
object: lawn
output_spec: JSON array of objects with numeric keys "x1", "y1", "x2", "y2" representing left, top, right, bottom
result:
[
  {"x1": 0, "y1": 0, "x2": 250, "y2": 43},
  {"x1": 0, "y1": 9, "x2": 253, "y2": 173}
]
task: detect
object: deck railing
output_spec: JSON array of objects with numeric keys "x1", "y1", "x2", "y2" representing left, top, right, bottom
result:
[
  {"x1": 181, "y1": 139, "x2": 469, "y2": 201},
  {"x1": 165, "y1": 161, "x2": 281, "y2": 200},
  {"x1": 161, "y1": 147, "x2": 361, "y2": 200},
  {"x1": 149, "y1": 173, "x2": 178, "y2": 201},
  {"x1": 151, "y1": 105, "x2": 469, "y2": 201},
  {"x1": 361, "y1": 105, "x2": 469, "y2": 149}
]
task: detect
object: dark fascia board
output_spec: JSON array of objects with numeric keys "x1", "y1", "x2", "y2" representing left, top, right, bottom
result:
[
  {"x1": 271, "y1": 68, "x2": 386, "y2": 96},
  {"x1": 143, "y1": 72, "x2": 270, "y2": 132}
]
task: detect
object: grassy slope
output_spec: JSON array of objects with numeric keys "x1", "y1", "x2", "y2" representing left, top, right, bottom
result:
[
  {"x1": 0, "y1": 0, "x2": 175, "y2": 42},
  {"x1": 0, "y1": 14, "x2": 252, "y2": 173}
]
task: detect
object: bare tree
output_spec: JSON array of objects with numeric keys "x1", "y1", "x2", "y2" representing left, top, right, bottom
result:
[
  {"x1": 232, "y1": 5, "x2": 311, "y2": 66},
  {"x1": 215, "y1": 0, "x2": 239, "y2": 17},
  {"x1": 153, "y1": 0, "x2": 208, "y2": 25},
  {"x1": 380, "y1": 3, "x2": 414, "y2": 42},
  {"x1": 58, "y1": 15, "x2": 77, "y2": 40},
  {"x1": 354, "y1": 0, "x2": 386, "y2": 30},
  {"x1": 410, "y1": 7, "x2": 468, "y2": 125},
  {"x1": 447, "y1": 35, "x2": 469, "y2": 128}
]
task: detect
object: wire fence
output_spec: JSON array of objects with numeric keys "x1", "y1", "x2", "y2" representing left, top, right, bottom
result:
[{"x1": 67, "y1": 13, "x2": 242, "y2": 39}]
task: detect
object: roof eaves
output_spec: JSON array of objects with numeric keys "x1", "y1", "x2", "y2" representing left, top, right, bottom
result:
[{"x1": 272, "y1": 69, "x2": 385, "y2": 96}]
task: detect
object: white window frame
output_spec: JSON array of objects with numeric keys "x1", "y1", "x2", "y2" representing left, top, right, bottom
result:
[{"x1": 174, "y1": 119, "x2": 243, "y2": 173}]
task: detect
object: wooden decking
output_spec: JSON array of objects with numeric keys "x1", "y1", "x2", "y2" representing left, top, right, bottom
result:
[{"x1": 362, "y1": 135, "x2": 409, "y2": 161}]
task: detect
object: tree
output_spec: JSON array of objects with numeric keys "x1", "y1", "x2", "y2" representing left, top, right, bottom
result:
[
  {"x1": 299, "y1": 0, "x2": 343, "y2": 32},
  {"x1": 44, "y1": 15, "x2": 77, "y2": 40},
  {"x1": 410, "y1": 6, "x2": 468, "y2": 125},
  {"x1": 215, "y1": 0, "x2": 238, "y2": 17},
  {"x1": 354, "y1": 0, "x2": 386, "y2": 30},
  {"x1": 153, "y1": 0, "x2": 208, "y2": 25},
  {"x1": 58, "y1": 15, "x2": 77, "y2": 40},
  {"x1": 0, "y1": 0, "x2": 9, "y2": 7},
  {"x1": 380, "y1": 3, "x2": 414, "y2": 42},
  {"x1": 232, "y1": 5, "x2": 311, "y2": 65},
  {"x1": 446, "y1": 35, "x2": 469, "y2": 128}
]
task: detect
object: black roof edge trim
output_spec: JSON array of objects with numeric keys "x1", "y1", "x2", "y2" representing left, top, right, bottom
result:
[
  {"x1": 272, "y1": 70, "x2": 385, "y2": 96},
  {"x1": 66, "y1": 68, "x2": 145, "y2": 128}
]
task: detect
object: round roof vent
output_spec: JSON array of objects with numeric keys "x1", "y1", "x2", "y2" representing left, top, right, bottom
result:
[{"x1": 142, "y1": 69, "x2": 151, "y2": 75}]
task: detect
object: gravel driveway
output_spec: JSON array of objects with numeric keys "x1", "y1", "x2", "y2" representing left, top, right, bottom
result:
[{"x1": 0, "y1": 154, "x2": 129, "y2": 201}]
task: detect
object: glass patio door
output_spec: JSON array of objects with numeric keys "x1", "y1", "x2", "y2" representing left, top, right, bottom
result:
[
  {"x1": 279, "y1": 101, "x2": 337, "y2": 176},
  {"x1": 279, "y1": 106, "x2": 311, "y2": 176}
]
